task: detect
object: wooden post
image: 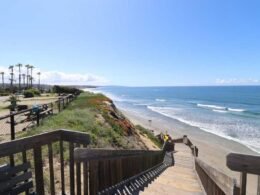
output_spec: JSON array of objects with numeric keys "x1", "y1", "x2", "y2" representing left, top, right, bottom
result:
[
  {"x1": 48, "y1": 144, "x2": 55, "y2": 195},
  {"x1": 76, "y1": 143, "x2": 81, "y2": 195},
  {"x1": 58, "y1": 99, "x2": 61, "y2": 113},
  {"x1": 257, "y1": 176, "x2": 260, "y2": 195},
  {"x1": 240, "y1": 172, "x2": 247, "y2": 195},
  {"x1": 69, "y1": 143, "x2": 75, "y2": 195},
  {"x1": 10, "y1": 113, "x2": 15, "y2": 140},
  {"x1": 60, "y1": 141, "x2": 65, "y2": 195},
  {"x1": 36, "y1": 110, "x2": 40, "y2": 126},
  {"x1": 62, "y1": 98, "x2": 65, "y2": 109},
  {"x1": 34, "y1": 146, "x2": 45, "y2": 195}
]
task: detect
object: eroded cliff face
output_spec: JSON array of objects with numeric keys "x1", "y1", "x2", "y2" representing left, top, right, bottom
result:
[{"x1": 86, "y1": 93, "x2": 158, "y2": 150}]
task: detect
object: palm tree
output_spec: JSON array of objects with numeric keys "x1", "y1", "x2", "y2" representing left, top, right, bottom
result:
[
  {"x1": 16, "y1": 63, "x2": 22, "y2": 92},
  {"x1": 22, "y1": 74, "x2": 26, "y2": 88},
  {"x1": 9, "y1": 65, "x2": 14, "y2": 91},
  {"x1": 25, "y1": 64, "x2": 30, "y2": 88},
  {"x1": 29, "y1": 65, "x2": 34, "y2": 87},
  {"x1": 37, "y1": 72, "x2": 41, "y2": 90},
  {"x1": 0, "y1": 72, "x2": 4, "y2": 89}
]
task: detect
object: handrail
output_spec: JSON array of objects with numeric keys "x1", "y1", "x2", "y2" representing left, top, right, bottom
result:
[
  {"x1": 227, "y1": 153, "x2": 260, "y2": 195},
  {"x1": 74, "y1": 143, "x2": 173, "y2": 194},
  {"x1": 74, "y1": 148, "x2": 162, "y2": 161},
  {"x1": 196, "y1": 158, "x2": 238, "y2": 195},
  {"x1": 0, "y1": 129, "x2": 91, "y2": 195}
]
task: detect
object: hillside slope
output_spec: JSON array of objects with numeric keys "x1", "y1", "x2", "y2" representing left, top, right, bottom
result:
[{"x1": 19, "y1": 92, "x2": 161, "y2": 150}]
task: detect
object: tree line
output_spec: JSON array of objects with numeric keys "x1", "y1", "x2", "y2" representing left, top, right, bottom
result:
[{"x1": 0, "y1": 63, "x2": 41, "y2": 94}]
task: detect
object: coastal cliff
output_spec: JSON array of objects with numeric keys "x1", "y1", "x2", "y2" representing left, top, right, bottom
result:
[{"x1": 19, "y1": 92, "x2": 160, "y2": 150}]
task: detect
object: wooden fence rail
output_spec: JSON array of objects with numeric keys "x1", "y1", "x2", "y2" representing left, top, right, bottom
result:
[
  {"x1": 0, "y1": 129, "x2": 90, "y2": 195},
  {"x1": 74, "y1": 148, "x2": 170, "y2": 195},
  {"x1": 227, "y1": 153, "x2": 260, "y2": 195},
  {"x1": 0, "y1": 94, "x2": 76, "y2": 141}
]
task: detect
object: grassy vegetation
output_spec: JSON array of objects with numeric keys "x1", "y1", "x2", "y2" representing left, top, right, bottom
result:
[
  {"x1": 19, "y1": 92, "x2": 135, "y2": 148},
  {"x1": 136, "y1": 125, "x2": 162, "y2": 148}
]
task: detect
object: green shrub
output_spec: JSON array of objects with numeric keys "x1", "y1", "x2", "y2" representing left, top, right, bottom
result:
[
  {"x1": 24, "y1": 88, "x2": 41, "y2": 98},
  {"x1": 52, "y1": 85, "x2": 83, "y2": 95}
]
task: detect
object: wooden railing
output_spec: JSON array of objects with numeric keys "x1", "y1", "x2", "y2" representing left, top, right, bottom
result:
[
  {"x1": 227, "y1": 153, "x2": 260, "y2": 195},
  {"x1": 73, "y1": 142, "x2": 174, "y2": 194},
  {"x1": 0, "y1": 129, "x2": 90, "y2": 195},
  {"x1": 173, "y1": 135, "x2": 240, "y2": 195},
  {"x1": 0, "y1": 94, "x2": 76, "y2": 141}
]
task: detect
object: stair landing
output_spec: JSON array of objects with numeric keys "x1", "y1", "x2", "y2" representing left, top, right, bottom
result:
[{"x1": 140, "y1": 144, "x2": 204, "y2": 195}]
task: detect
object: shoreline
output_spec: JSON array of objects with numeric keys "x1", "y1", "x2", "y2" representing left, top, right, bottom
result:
[{"x1": 119, "y1": 107, "x2": 258, "y2": 195}]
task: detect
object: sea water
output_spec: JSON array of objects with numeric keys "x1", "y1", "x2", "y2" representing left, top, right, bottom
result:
[{"x1": 87, "y1": 86, "x2": 260, "y2": 153}]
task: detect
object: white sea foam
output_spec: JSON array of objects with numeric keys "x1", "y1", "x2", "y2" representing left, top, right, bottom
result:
[
  {"x1": 228, "y1": 108, "x2": 245, "y2": 112},
  {"x1": 213, "y1": 109, "x2": 228, "y2": 113},
  {"x1": 156, "y1": 99, "x2": 166, "y2": 102},
  {"x1": 147, "y1": 105, "x2": 260, "y2": 154},
  {"x1": 197, "y1": 103, "x2": 226, "y2": 110}
]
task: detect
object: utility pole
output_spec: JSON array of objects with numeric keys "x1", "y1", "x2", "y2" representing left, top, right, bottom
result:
[
  {"x1": 0, "y1": 72, "x2": 4, "y2": 89},
  {"x1": 16, "y1": 63, "x2": 22, "y2": 92},
  {"x1": 37, "y1": 72, "x2": 41, "y2": 90}
]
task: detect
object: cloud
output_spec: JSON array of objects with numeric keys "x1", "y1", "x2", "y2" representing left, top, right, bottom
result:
[
  {"x1": 216, "y1": 78, "x2": 260, "y2": 85},
  {"x1": 0, "y1": 66, "x2": 108, "y2": 85}
]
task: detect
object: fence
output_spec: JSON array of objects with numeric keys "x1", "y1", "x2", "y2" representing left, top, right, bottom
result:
[
  {"x1": 0, "y1": 129, "x2": 91, "y2": 195},
  {"x1": 0, "y1": 129, "x2": 174, "y2": 195},
  {"x1": 227, "y1": 153, "x2": 260, "y2": 195},
  {"x1": 0, "y1": 94, "x2": 76, "y2": 142},
  {"x1": 74, "y1": 148, "x2": 169, "y2": 194}
]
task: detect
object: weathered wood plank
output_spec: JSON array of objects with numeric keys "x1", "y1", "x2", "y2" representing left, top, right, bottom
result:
[
  {"x1": 196, "y1": 158, "x2": 235, "y2": 195},
  {"x1": 69, "y1": 142, "x2": 75, "y2": 195},
  {"x1": 74, "y1": 148, "x2": 162, "y2": 162},
  {"x1": 61, "y1": 130, "x2": 91, "y2": 144},
  {"x1": 48, "y1": 143, "x2": 55, "y2": 195},
  {"x1": 240, "y1": 172, "x2": 247, "y2": 195},
  {"x1": 33, "y1": 146, "x2": 44, "y2": 195},
  {"x1": 76, "y1": 144, "x2": 81, "y2": 195},
  {"x1": 227, "y1": 153, "x2": 260, "y2": 175},
  {"x1": 0, "y1": 172, "x2": 32, "y2": 192},
  {"x1": 0, "y1": 162, "x2": 30, "y2": 181},
  {"x1": 89, "y1": 160, "x2": 99, "y2": 195},
  {"x1": 257, "y1": 176, "x2": 260, "y2": 195},
  {"x1": 0, "y1": 131, "x2": 62, "y2": 157},
  {"x1": 60, "y1": 140, "x2": 65, "y2": 195}
]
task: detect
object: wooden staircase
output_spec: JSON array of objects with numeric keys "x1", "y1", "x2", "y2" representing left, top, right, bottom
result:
[{"x1": 141, "y1": 143, "x2": 204, "y2": 195}]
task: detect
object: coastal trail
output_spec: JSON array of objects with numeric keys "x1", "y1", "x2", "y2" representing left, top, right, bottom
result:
[{"x1": 141, "y1": 143, "x2": 204, "y2": 195}]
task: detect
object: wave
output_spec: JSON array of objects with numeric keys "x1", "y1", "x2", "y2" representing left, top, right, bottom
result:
[
  {"x1": 197, "y1": 103, "x2": 226, "y2": 110},
  {"x1": 197, "y1": 103, "x2": 248, "y2": 113},
  {"x1": 213, "y1": 109, "x2": 227, "y2": 113},
  {"x1": 156, "y1": 99, "x2": 166, "y2": 102},
  {"x1": 228, "y1": 108, "x2": 245, "y2": 112},
  {"x1": 147, "y1": 106, "x2": 260, "y2": 153}
]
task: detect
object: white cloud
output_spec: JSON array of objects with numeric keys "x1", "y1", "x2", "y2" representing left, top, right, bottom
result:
[
  {"x1": 216, "y1": 78, "x2": 260, "y2": 85},
  {"x1": 0, "y1": 66, "x2": 108, "y2": 85}
]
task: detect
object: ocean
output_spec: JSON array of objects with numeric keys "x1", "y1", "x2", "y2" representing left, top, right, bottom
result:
[{"x1": 86, "y1": 86, "x2": 260, "y2": 153}]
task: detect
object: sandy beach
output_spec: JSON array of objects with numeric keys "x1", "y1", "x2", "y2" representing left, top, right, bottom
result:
[{"x1": 120, "y1": 107, "x2": 259, "y2": 195}]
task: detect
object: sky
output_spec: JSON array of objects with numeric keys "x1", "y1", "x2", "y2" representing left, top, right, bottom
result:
[{"x1": 0, "y1": 0, "x2": 260, "y2": 86}]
